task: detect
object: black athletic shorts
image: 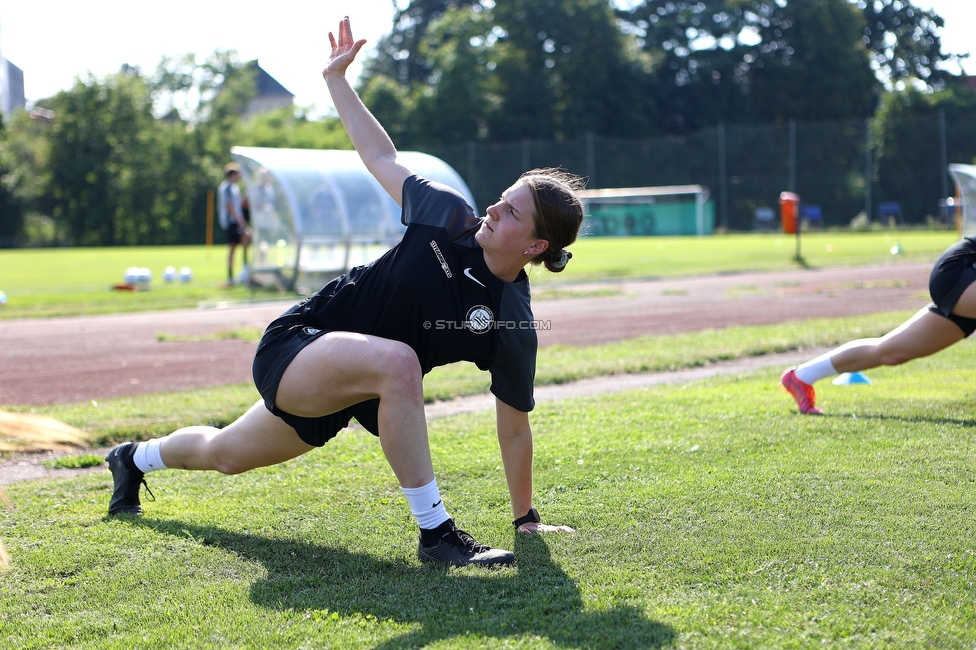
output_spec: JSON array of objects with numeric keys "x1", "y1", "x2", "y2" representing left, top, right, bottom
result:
[
  {"x1": 226, "y1": 222, "x2": 245, "y2": 245},
  {"x1": 928, "y1": 237, "x2": 976, "y2": 337},
  {"x1": 251, "y1": 304, "x2": 380, "y2": 446}
]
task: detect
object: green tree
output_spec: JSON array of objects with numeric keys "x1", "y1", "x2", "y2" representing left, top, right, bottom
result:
[
  {"x1": 360, "y1": 0, "x2": 653, "y2": 145},
  {"x1": 150, "y1": 51, "x2": 255, "y2": 167},
  {"x1": 236, "y1": 106, "x2": 352, "y2": 150},
  {"x1": 0, "y1": 108, "x2": 57, "y2": 245},
  {"x1": 859, "y1": 0, "x2": 956, "y2": 90},
  {"x1": 45, "y1": 70, "x2": 159, "y2": 246},
  {"x1": 364, "y1": 0, "x2": 482, "y2": 86},
  {"x1": 0, "y1": 114, "x2": 26, "y2": 245},
  {"x1": 488, "y1": 0, "x2": 655, "y2": 141},
  {"x1": 617, "y1": 0, "x2": 879, "y2": 130},
  {"x1": 748, "y1": 0, "x2": 878, "y2": 122},
  {"x1": 873, "y1": 81, "x2": 976, "y2": 222},
  {"x1": 361, "y1": 5, "x2": 496, "y2": 147},
  {"x1": 37, "y1": 51, "x2": 257, "y2": 247}
]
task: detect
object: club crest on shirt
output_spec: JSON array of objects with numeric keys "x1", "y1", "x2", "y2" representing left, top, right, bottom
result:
[
  {"x1": 429, "y1": 240, "x2": 452, "y2": 278},
  {"x1": 465, "y1": 305, "x2": 494, "y2": 334}
]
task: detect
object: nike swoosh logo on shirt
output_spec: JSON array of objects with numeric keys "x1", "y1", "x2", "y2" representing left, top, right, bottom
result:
[{"x1": 464, "y1": 267, "x2": 485, "y2": 287}]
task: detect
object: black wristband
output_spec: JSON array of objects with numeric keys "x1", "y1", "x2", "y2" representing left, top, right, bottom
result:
[{"x1": 513, "y1": 507, "x2": 541, "y2": 529}]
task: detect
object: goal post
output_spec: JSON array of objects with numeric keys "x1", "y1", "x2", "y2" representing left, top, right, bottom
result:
[
  {"x1": 948, "y1": 164, "x2": 976, "y2": 237},
  {"x1": 577, "y1": 185, "x2": 714, "y2": 237}
]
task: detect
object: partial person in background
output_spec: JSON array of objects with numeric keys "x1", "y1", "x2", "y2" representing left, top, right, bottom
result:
[
  {"x1": 782, "y1": 236, "x2": 976, "y2": 414},
  {"x1": 217, "y1": 163, "x2": 251, "y2": 284}
]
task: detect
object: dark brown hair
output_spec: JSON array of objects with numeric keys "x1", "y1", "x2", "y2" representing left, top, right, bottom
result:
[{"x1": 520, "y1": 168, "x2": 586, "y2": 273}]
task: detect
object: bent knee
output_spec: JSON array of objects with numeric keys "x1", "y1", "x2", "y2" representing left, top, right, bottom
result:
[
  {"x1": 376, "y1": 342, "x2": 423, "y2": 395},
  {"x1": 378, "y1": 342, "x2": 422, "y2": 380}
]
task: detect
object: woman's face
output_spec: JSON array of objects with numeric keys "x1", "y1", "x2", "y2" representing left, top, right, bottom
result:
[{"x1": 476, "y1": 183, "x2": 544, "y2": 257}]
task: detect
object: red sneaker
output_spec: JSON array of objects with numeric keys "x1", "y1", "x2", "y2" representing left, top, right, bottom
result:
[{"x1": 781, "y1": 367, "x2": 824, "y2": 415}]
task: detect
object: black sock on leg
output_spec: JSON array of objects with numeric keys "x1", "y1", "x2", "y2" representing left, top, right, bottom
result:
[{"x1": 419, "y1": 519, "x2": 455, "y2": 546}]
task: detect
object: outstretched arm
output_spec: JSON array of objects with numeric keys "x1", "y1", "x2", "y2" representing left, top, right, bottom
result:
[
  {"x1": 495, "y1": 397, "x2": 575, "y2": 535},
  {"x1": 323, "y1": 16, "x2": 412, "y2": 206}
]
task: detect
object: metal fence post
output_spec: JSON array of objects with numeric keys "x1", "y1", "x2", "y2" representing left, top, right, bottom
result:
[
  {"x1": 586, "y1": 132, "x2": 596, "y2": 188},
  {"x1": 865, "y1": 117, "x2": 872, "y2": 222},
  {"x1": 789, "y1": 119, "x2": 796, "y2": 194},
  {"x1": 939, "y1": 108, "x2": 948, "y2": 201},
  {"x1": 467, "y1": 141, "x2": 477, "y2": 201},
  {"x1": 718, "y1": 123, "x2": 728, "y2": 231}
]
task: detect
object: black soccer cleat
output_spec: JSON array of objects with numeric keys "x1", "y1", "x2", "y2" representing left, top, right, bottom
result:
[
  {"x1": 417, "y1": 519, "x2": 515, "y2": 567},
  {"x1": 106, "y1": 442, "x2": 154, "y2": 516}
]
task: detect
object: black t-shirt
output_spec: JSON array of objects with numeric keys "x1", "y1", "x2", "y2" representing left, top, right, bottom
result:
[{"x1": 299, "y1": 175, "x2": 537, "y2": 412}]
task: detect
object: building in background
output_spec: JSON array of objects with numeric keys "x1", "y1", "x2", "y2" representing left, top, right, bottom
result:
[
  {"x1": 243, "y1": 60, "x2": 293, "y2": 119},
  {"x1": 1, "y1": 21, "x2": 29, "y2": 120},
  {"x1": 1, "y1": 22, "x2": 26, "y2": 120}
]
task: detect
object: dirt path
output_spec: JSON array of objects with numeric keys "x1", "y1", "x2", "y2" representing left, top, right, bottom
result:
[
  {"x1": 0, "y1": 262, "x2": 932, "y2": 484},
  {"x1": 0, "y1": 263, "x2": 930, "y2": 406}
]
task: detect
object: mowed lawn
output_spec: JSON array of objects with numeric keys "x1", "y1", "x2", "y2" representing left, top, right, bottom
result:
[
  {"x1": 1, "y1": 229, "x2": 974, "y2": 648},
  {"x1": 2, "y1": 343, "x2": 974, "y2": 648},
  {"x1": 0, "y1": 230, "x2": 957, "y2": 318}
]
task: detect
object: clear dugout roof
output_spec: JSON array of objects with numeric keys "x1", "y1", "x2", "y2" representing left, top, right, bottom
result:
[{"x1": 230, "y1": 147, "x2": 475, "y2": 290}]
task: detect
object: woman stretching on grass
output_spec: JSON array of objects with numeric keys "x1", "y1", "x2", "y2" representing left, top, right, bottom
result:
[
  {"x1": 105, "y1": 16, "x2": 579, "y2": 567},
  {"x1": 782, "y1": 235, "x2": 976, "y2": 414}
]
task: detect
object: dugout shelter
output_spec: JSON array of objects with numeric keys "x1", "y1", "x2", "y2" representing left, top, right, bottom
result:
[
  {"x1": 949, "y1": 164, "x2": 976, "y2": 236},
  {"x1": 230, "y1": 146, "x2": 475, "y2": 291}
]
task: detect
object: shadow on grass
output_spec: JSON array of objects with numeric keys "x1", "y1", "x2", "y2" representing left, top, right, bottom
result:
[
  {"x1": 132, "y1": 518, "x2": 674, "y2": 649},
  {"x1": 821, "y1": 412, "x2": 976, "y2": 427}
]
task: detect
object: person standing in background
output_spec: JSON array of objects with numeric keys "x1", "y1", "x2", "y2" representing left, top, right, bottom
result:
[{"x1": 217, "y1": 163, "x2": 251, "y2": 285}]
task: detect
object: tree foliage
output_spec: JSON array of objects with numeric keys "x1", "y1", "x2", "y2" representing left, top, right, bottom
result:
[
  {"x1": 873, "y1": 80, "x2": 976, "y2": 222},
  {"x1": 362, "y1": 0, "x2": 654, "y2": 145},
  {"x1": 0, "y1": 0, "x2": 967, "y2": 247},
  {"x1": 858, "y1": 0, "x2": 956, "y2": 90},
  {"x1": 235, "y1": 107, "x2": 352, "y2": 150},
  {"x1": 0, "y1": 116, "x2": 26, "y2": 244},
  {"x1": 615, "y1": 0, "x2": 881, "y2": 130},
  {"x1": 25, "y1": 50, "x2": 291, "y2": 246},
  {"x1": 362, "y1": 0, "x2": 958, "y2": 139}
]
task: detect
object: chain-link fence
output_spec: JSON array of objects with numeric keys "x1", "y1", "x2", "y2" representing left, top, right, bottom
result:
[{"x1": 425, "y1": 109, "x2": 976, "y2": 232}]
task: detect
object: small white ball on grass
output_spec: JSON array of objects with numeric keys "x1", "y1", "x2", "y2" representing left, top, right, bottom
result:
[
  {"x1": 180, "y1": 266, "x2": 193, "y2": 283},
  {"x1": 163, "y1": 266, "x2": 176, "y2": 282}
]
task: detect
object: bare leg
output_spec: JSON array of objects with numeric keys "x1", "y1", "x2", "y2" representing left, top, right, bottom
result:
[
  {"x1": 153, "y1": 331, "x2": 429, "y2": 487},
  {"x1": 830, "y1": 306, "x2": 965, "y2": 373},
  {"x1": 160, "y1": 399, "x2": 314, "y2": 474},
  {"x1": 241, "y1": 230, "x2": 251, "y2": 267},
  {"x1": 275, "y1": 332, "x2": 433, "y2": 489},
  {"x1": 948, "y1": 281, "x2": 976, "y2": 318},
  {"x1": 227, "y1": 242, "x2": 237, "y2": 280}
]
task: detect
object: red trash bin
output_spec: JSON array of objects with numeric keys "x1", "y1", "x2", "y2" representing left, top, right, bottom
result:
[{"x1": 780, "y1": 192, "x2": 800, "y2": 234}]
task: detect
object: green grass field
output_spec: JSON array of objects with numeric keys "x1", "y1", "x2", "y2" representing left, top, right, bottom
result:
[
  {"x1": 2, "y1": 231, "x2": 974, "y2": 648},
  {"x1": 2, "y1": 339, "x2": 974, "y2": 648},
  {"x1": 0, "y1": 231, "x2": 957, "y2": 318}
]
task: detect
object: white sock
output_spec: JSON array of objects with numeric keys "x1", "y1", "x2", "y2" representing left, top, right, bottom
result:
[
  {"x1": 795, "y1": 354, "x2": 838, "y2": 385},
  {"x1": 402, "y1": 479, "x2": 450, "y2": 530},
  {"x1": 132, "y1": 439, "x2": 168, "y2": 473}
]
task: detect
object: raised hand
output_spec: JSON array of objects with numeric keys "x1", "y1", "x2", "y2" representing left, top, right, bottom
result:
[{"x1": 323, "y1": 16, "x2": 367, "y2": 79}]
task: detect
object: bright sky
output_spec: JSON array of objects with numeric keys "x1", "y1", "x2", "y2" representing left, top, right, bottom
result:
[{"x1": 1, "y1": 0, "x2": 973, "y2": 118}]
